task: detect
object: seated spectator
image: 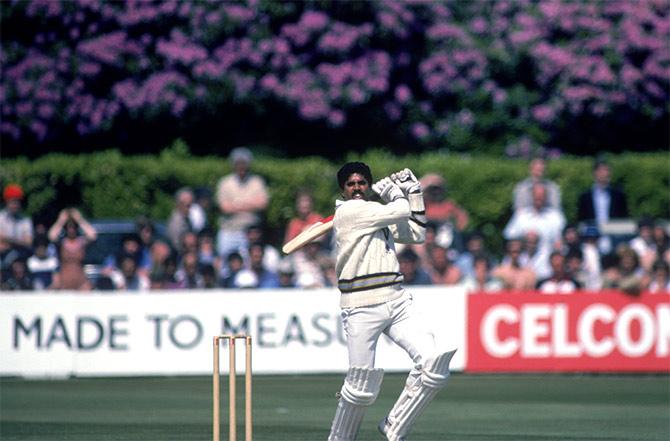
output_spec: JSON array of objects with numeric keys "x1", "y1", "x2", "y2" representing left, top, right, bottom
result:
[
  {"x1": 48, "y1": 208, "x2": 97, "y2": 291},
  {"x1": 293, "y1": 240, "x2": 333, "y2": 288},
  {"x1": 103, "y1": 233, "x2": 143, "y2": 275},
  {"x1": 648, "y1": 259, "x2": 670, "y2": 293},
  {"x1": 536, "y1": 251, "x2": 581, "y2": 294},
  {"x1": 560, "y1": 224, "x2": 581, "y2": 255},
  {"x1": 513, "y1": 157, "x2": 561, "y2": 211},
  {"x1": 197, "y1": 229, "x2": 221, "y2": 276},
  {"x1": 398, "y1": 248, "x2": 433, "y2": 286},
  {"x1": 503, "y1": 183, "x2": 565, "y2": 270},
  {"x1": 277, "y1": 259, "x2": 296, "y2": 288},
  {"x1": 175, "y1": 251, "x2": 205, "y2": 289},
  {"x1": 135, "y1": 216, "x2": 156, "y2": 276},
  {"x1": 179, "y1": 230, "x2": 199, "y2": 258},
  {"x1": 602, "y1": 245, "x2": 648, "y2": 296},
  {"x1": 27, "y1": 235, "x2": 59, "y2": 290},
  {"x1": 201, "y1": 264, "x2": 218, "y2": 289},
  {"x1": 426, "y1": 245, "x2": 462, "y2": 285},
  {"x1": 410, "y1": 221, "x2": 439, "y2": 270},
  {"x1": 284, "y1": 191, "x2": 324, "y2": 244},
  {"x1": 492, "y1": 238, "x2": 537, "y2": 290},
  {"x1": 463, "y1": 255, "x2": 503, "y2": 293},
  {"x1": 565, "y1": 248, "x2": 589, "y2": 290},
  {"x1": 247, "y1": 242, "x2": 279, "y2": 288},
  {"x1": 0, "y1": 183, "x2": 34, "y2": 279},
  {"x1": 653, "y1": 224, "x2": 670, "y2": 264},
  {"x1": 629, "y1": 217, "x2": 657, "y2": 272},
  {"x1": 190, "y1": 186, "x2": 212, "y2": 233},
  {"x1": 156, "y1": 255, "x2": 180, "y2": 289},
  {"x1": 521, "y1": 231, "x2": 551, "y2": 280},
  {"x1": 147, "y1": 240, "x2": 172, "y2": 288},
  {"x1": 579, "y1": 225, "x2": 603, "y2": 290},
  {"x1": 220, "y1": 252, "x2": 245, "y2": 288},
  {"x1": 216, "y1": 147, "x2": 269, "y2": 258},
  {"x1": 456, "y1": 231, "x2": 488, "y2": 280},
  {"x1": 167, "y1": 187, "x2": 198, "y2": 254},
  {"x1": 110, "y1": 253, "x2": 150, "y2": 291},
  {"x1": 419, "y1": 173, "x2": 469, "y2": 250},
  {"x1": 243, "y1": 223, "x2": 280, "y2": 273},
  {"x1": 1, "y1": 258, "x2": 32, "y2": 291}
]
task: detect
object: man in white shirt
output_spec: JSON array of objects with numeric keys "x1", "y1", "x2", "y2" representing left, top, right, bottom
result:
[{"x1": 327, "y1": 162, "x2": 456, "y2": 441}]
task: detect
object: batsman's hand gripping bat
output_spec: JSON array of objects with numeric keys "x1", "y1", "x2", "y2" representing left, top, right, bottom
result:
[{"x1": 281, "y1": 214, "x2": 334, "y2": 254}]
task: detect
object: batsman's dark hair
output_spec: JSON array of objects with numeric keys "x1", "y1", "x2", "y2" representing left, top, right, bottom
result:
[{"x1": 337, "y1": 162, "x2": 373, "y2": 189}]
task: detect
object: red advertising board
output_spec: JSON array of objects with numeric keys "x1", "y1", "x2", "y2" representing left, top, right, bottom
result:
[{"x1": 467, "y1": 291, "x2": 670, "y2": 372}]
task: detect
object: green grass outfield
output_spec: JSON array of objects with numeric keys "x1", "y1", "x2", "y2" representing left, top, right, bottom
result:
[{"x1": 1, "y1": 373, "x2": 668, "y2": 441}]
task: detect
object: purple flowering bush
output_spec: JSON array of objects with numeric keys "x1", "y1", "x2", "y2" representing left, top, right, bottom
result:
[{"x1": 2, "y1": 0, "x2": 668, "y2": 157}]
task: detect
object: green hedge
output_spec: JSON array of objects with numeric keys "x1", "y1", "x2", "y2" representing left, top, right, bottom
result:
[{"x1": 2, "y1": 145, "x2": 668, "y2": 253}]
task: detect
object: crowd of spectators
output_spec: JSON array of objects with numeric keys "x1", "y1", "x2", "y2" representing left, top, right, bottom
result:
[{"x1": 1, "y1": 153, "x2": 668, "y2": 295}]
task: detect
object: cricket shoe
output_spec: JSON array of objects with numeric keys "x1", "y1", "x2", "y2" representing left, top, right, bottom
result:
[{"x1": 377, "y1": 417, "x2": 404, "y2": 441}]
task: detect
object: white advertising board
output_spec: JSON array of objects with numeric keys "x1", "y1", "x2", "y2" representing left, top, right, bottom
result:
[{"x1": 0, "y1": 287, "x2": 466, "y2": 378}]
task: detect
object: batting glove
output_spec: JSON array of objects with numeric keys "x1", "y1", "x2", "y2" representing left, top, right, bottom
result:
[
  {"x1": 372, "y1": 177, "x2": 405, "y2": 203},
  {"x1": 390, "y1": 168, "x2": 421, "y2": 194}
]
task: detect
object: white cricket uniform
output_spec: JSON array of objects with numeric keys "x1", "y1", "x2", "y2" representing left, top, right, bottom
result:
[{"x1": 333, "y1": 192, "x2": 436, "y2": 368}]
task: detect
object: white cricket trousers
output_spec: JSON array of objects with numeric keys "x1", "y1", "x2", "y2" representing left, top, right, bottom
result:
[{"x1": 341, "y1": 290, "x2": 436, "y2": 368}]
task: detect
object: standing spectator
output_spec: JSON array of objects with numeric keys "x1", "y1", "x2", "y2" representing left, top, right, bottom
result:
[
  {"x1": 425, "y1": 245, "x2": 462, "y2": 285},
  {"x1": 463, "y1": 255, "x2": 503, "y2": 293},
  {"x1": 1, "y1": 258, "x2": 32, "y2": 291},
  {"x1": 419, "y1": 173, "x2": 469, "y2": 250},
  {"x1": 492, "y1": 238, "x2": 537, "y2": 290},
  {"x1": 48, "y1": 208, "x2": 97, "y2": 291},
  {"x1": 27, "y1": 235, "x2": 59, "y2": 290},
  {"x1": 513, "y1": 157, "x2": 561, "y2": 211},
  {"x1": 536, "y1": 251, "x2": 581, "y2": 294},
  {"x1": 648, "y1": 260, "x2": 670, "y2": 293},
  {"x1": 398, "y1": 248, "x2": 433, "y2": 286},
  {"x1": 577, "y1": 158, "x2": 629, "y2": 224},
  {"x1": 216, "y1": 147, "x2": 269, "y2": 258},
  {"x1": 0, "y1": 184, "x2": 34, "y2": 279},
  {"x1": 284, "y1": 190, "x2": 324, "y2": 243},
  {"x1": 167, "y1": 188, "x2": 196, "y2": 254},
  {"x1": 503, "y1": 183, "x2": 566, "y2": 271}
]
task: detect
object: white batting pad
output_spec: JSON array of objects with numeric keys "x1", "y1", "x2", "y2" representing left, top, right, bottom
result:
[
  {"x1": 328, "y1": 367, "x2": 384, "y2": 441},
  {"x1": 382, "y1": 350, "x2": 457, "y2": 441}
]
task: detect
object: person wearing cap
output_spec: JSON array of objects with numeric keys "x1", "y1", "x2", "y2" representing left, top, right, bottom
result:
[
  {"x1": 215, "y1": 147, "x2": 269, "y2": 258},
  {"x1": 0, "y1": 184, "x2": 34, "y2": 279}
]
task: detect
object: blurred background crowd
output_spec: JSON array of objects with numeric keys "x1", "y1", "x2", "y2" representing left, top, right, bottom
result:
[{"x1": 2, "y1": 148, "x2": 668, "y2": 295}]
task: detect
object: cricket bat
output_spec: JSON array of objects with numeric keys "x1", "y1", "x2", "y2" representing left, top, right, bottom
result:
[{"x1": 282, "y1": 214, "x2": 334, "y2": 254}]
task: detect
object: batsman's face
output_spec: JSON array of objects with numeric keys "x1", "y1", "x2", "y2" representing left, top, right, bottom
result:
[{"x1": 343, "y1": 173, "x2": 369, "y2": 201}]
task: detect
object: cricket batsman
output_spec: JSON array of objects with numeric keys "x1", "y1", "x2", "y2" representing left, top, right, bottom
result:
[{"x1": 327, "y1": 162, "x2": 457, "y2": 441}]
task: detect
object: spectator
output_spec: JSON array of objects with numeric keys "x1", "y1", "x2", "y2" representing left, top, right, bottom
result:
[
  {"x1": 503, "y1": 183, "x2": 566, "y2": 269},
  {"x1": 410, "y1": 221, "x2": 439, "y2": 270},
  {"x1": 579, "y1": 225, "x2": 603, "y2": 290},
  {"x1": 398, "y1": 248, "x2": 433, "y2": 286},
  {"x1": 189, "y1": 186, "x2": 211, "y2": 233},
  {"x1": 648, "y1": 260, "x2": 670, "y2": 293},
  {"x1": 492, "y1": 238, "x2": 537, "y2": 290},
  {"x1": 521, "y1": 231, "x2": 551, "y2": 280},
  {"x1": 565, "y1": 248, "x2": 589, "y2": 290},
  {"x1": 167, "y1": 187, "x2": 196, "y2": 254},
  {"x1": 197, "y1": 229, "x2": 221, "y2": 275},
  {"x1": 419, "y1": 173, "x2": 469, "y2": 250},
  {"x1": 0, "y1": 183, "x2": 34, "y2": 279},
  {"x1": 1, "y1": 258, "x2": 32, "y2": 291},
  {"x1": 135, "y1": 216, "x2": 156, "y2": 276},
  {"x1": 456, "y1": 231, "x2": 487, "y2": 280},
  {"x1": 560, "y1": 224, "x2": 582, "y2": 255},
  {"x1": 602, "y1": 245, "x2": 648, "y2": 296},
  {"x1": 426, "y1": 245, "x2": 462, "y2": 285},
  {"x1": 652, "y1": 224, "x2": 670, "y2": 264},
  {"x1": 536, "y1": 251, "x2": 581, "y2": 294},
  {"x1": 463, "y1": 255, "x2": 503, "y2": 293},
  {"x1": 103, "y1": 233, "x2": 143, "y2": 281},
  {"x1": 201, "y1": 264, "x2": 218, "y2": 289},
  {"x1": 48, "y1": 208, "x2": 97, "y2": 291},
  {"x1": 221, "y1": 251, "x2": 245, "y2": 288},
  {"x1": 513, "y1": 157, "x2": 561, "y2": 211},
  {"x1": 175, "y1": 251, "x2": 205, "y2": 289},
  {"x1": 159, "y1": 255, "x2": 181, "y2": 289},
  {"x1": 577, "y1": 158, "x2": 629, "y2": 224},
  {"x1": 111, "y1": 253, "x2": 150, "y2": 291},
  {"x1": 277, "y1": 259, "x2": 296, "y2": 288},
  {"x1": 215, "y1": 147, "x2": 269, "y2": 258},
  {"x1": 27, "y1": 235, "x2": 59, "y2": 290},
  {"x1": 243, "y1": 223, "x2": 280, "y2": 273},
  {"x1": 293, "y1": 240, "x2": 332, "y2": 288},
  {"x1": 284, "y1": 190, "x2": 324, "y2": 244},
  {"x1": 247, "y1": 242, "x2": 280, "y2": 288},
  {"x1": 179, "y1": 230, "x2": 199, "y2": 257},
  {"x1": 148, "y1": 239, "x2": 172, "y2": 288}
]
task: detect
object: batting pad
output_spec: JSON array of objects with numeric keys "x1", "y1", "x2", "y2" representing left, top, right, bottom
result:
[
  {"x1": 328, "y1": 367, "x2": 384, "y2": 441},
  {"x1": 383, "y1": 349, "x2": 457, "y2": 441}
]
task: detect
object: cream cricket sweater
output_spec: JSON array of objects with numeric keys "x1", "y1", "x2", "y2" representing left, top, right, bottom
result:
[{"x1": 333, "y1": 192, "x2": 426, "y2": 308}]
